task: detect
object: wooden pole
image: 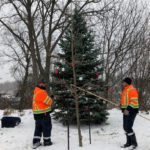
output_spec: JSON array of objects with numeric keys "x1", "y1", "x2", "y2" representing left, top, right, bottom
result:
[
  {"x1": 67, "y1": 100, "x2": 70, "y2": 150},
  {"x1": 70, "y1": 84, "x2": 119, "y2": 107},
  {"x1": 138, "y1": 114, "x2": 150, "y2": 122},
  {"x1": 70, "y1": 84, "x2": 150, "y2": 122},
  {"x1": 70, "y1": 6, "x2": 82, "y2": 147},
  {"x1": 88, "y1": 103, "x2": 92, "y2": 144}
]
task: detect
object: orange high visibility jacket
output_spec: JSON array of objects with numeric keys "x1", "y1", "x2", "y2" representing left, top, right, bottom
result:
[
  {"x1": 32, "y1": 87, "x2": 53, "y2": 114},
  {"x1": 121, "y1": 85, "x2": 139, "y2": 109}
]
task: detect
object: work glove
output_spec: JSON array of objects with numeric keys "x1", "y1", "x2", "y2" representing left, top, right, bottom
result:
[
  {"x1": 124, "y1": 109, "x2": 129, "y2": 116},
  {"x1": 50, "y1": 95, "x2": 54, "y2": 99}
]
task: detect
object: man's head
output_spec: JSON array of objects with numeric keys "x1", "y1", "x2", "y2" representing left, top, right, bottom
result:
[
  {"x1": 122, "y1": 77, "x2": 132, "y2": 88},
  {"x1": 38, "y1": 79, "x2": 46, "y2": 88}
]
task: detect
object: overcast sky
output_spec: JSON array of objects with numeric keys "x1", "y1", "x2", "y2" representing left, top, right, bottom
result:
[{"x1": 0, "y1": 58, "x2": 14, "y2": 83}]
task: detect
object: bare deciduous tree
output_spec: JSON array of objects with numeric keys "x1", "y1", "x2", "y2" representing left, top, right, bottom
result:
[
  {"x1": 93, "y1": 0, "x2": 150, "y2": 103},
  {"x1": 0, "y1": 0, "x2": 111, "y2": 88}
]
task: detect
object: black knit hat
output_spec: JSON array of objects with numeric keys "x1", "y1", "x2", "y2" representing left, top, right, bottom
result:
[
  {"x1": 38, "y1": 79, "x2": 46, "y2": 84},
  {"x1": 123, "y1": 77, "x2": 132, "y2": 85}
]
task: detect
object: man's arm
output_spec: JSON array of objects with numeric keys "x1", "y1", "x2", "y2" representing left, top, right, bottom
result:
[{"x1": 126, "y1": 89, "x2": 138, "y2": 112}]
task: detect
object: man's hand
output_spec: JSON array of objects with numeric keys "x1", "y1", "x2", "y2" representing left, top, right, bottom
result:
[
  {"x1": 119, "y1": 104, "x2": 122, "y2": 110},
  {"x1": 124, "y1": 109, "x2": 129, "y2": 115},
  {"x1": 50, "y1": 95, "x2": 54, "y2": 99}
]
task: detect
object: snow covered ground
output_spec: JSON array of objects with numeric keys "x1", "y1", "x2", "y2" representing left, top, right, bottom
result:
[{"x1": 0, "y1": 109, "x2": 150, "y2": 150}]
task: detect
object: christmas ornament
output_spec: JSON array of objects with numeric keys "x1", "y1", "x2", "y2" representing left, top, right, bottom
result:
[
  {"x1": 90, "y1": 112, "x2": 93, "y2": 116},
  {"x1": 55, "y1": 69, "x2": 59, "y2": 75},
  {"x1": 62, "y1": 81, "x2": 66, "y2": 85},
  {"x1": 108, "y1": 88, "x2": 111, "y2": 92},
  {"x1": 56, "y1": 78, "x2": 60, "y2": 81},
  {"x1": 79, "y1": 77, "x2": 83, "y2": 81},
  {"x1": 62, "y1": 68, "x2": 65, "y2": 72},
  {"x1": 88, "y1": 87, "x2": 92, "y2": 90},
  {"x1": 69, "y1": 94, "x2": 73, "y2": 98},
  {"x1": 103, "y1": 101, "x2": 106, "y2": 104},
  {"x1": 96, "y1": 73, "x2": 99, "y2": 77},
  {"x1": 85, "y1": 108, "x2": 89, "y2": 111}
]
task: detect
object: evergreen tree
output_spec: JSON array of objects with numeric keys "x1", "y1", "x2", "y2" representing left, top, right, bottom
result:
[{"x1": 50, "y1": 9, "x2": 109, "y2": 124}]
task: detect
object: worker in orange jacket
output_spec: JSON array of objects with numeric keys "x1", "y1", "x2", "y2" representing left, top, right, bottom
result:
[
  {"x1": 32, "y1": 80, "x2": 53, "y2": 149},
  {"x1": 121, "y1": 78, "x2": 139, "y2": 150}
]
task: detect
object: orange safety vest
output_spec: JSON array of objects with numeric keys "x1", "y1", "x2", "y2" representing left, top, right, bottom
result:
[
  {"x1": 121, "y1": 85, "x2": 139, "y2": 109},
  {"x1": 32, "y1": 87, "x2": 53, "y2": 114}
]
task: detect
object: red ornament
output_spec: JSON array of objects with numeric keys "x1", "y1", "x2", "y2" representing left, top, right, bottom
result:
[
  {"x1": 69, "y1": 94, "x2": 73, "y2": 98},
  {"x1": 62, "y1": 81, "x2": 66, "y2": 85},
  {"x1": 108, "y1": 88, "x2": 111, "y2": 92},
  {"x1": 85, "y1": 108, "x2": 89, "y2": 111},
  {"x1": 55, "y1": 70, "x2": 59, "y2": 75},
  {"x1": 96, "y1": 73, "x2": 99, "y2": 77}
]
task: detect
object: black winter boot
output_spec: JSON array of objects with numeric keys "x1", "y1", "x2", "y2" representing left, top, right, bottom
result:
[
  {"x1": 121, "y1": 134, "x2": 131, "y2": 148},
  {"x1": 44, "y1": 139, "x2": 53, "y2": 146},
  {"x1": 130, "y1": 133, "x2": 138, "y2": 149},
  {"x1": 32, "y1": 142, "x2": 41, "y2": 149}
]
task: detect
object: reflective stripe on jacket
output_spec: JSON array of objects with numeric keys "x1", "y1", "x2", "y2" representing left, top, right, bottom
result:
[
  {"x1": 32, "y1": 87, "x2": 53, "y2": 114},
  {"x1": 121, "y1": 85, "x2": 139, "y2": 109}
]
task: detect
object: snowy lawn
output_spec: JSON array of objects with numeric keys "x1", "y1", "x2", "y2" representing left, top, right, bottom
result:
[{"x1": 0, "y1": 109, "x2": 150, "y2": 150}]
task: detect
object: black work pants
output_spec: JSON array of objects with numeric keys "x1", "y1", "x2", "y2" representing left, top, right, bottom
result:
[
  {"x1": 33, "y1": 114, "x2": 52, "y2": 144},
  {"x1": 123, "y1": 113, "x2": 137, "y2": 134}
]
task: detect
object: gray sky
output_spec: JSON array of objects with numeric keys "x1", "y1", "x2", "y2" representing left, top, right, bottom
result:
[{"x1": 0, "y1": 60, "x2": 14, "y2": 83}]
